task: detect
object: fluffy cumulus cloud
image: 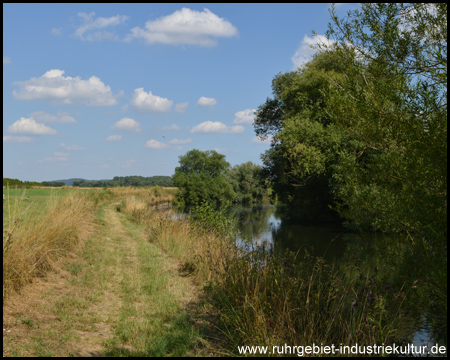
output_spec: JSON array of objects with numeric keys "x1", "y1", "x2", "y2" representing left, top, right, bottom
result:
[
  {"x1": 8, "y1": 117, "x2": 57, "y2": 136},
  {"x1": 291, "y1": 34, "x2": 336, "y2": 70},
  {"x1": 29, "y1": 111, "x2": 77, "y2": 123},
  {"x1": 111, "y1": 117, "x2": 141, "y2": 132},
  {"x1": 13, "y1": 69, "x2": 118, "y2": 106},
  {"x1": 127, "y1": 7, "x2": 238, "y2": 47},
  {"x1": 144, "y1": 139, "x2": 170, "y2": 149},
  {"x1": 3, "y1": 136, "x2": 34, "y2": 143},
  {"x1": 130, "y1": 88, "x2": 173, "y2": 113},
  {"x1": 75, "y1": 11, "x2": 129, "y2": 41},
  {"x1": 233, "y1": 109, "x2": 256, "y2": 125},
  {"x1": 174, "y1": 102, "x2": 189, "y2": 113},
  {"x1": 191, "y1": 121, "x2": 244, "y2": 134},
  {"x1": 196, "y1": 96, "x2": 217, "y2": 107},
  {"x1": 105, "y1": 135, "x2": 122, "y2": 142}
]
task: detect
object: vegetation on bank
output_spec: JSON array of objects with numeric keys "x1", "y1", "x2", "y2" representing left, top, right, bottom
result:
[
  {"x1": 119, "y1": 195, "x2": 424, "y2": 354},
  {"x1": 172, "y1": 149, "x2": 270, "y2": 211},
  {"x1": 252, "y1": 3, "x2": 446, "y2": 342}
]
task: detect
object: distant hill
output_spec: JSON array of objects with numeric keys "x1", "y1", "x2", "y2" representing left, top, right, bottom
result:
[{"x1": 47, "y1": 178, "x2": 93, "y2": 186}]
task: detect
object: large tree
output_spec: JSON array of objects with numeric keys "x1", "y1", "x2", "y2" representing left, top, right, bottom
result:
[
  {"x1": 322, "y1": 3, "x2": 447, "y2": 240},
  {"x1": 321, "y1": 3, "x2": 447, "y2": 340},
  {"x1": 172, "y1": 149, "x2": 234, "y2": 210},
  {"x1": 228, "y1": 161, "x2": 269, "y2": 205},
  {"x1": 254, "y1": 49, "x2": 353, "y2": 223}
]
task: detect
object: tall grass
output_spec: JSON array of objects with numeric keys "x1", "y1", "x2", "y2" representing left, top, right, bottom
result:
[
  {"x1": 2, "y1": 187, "x2": 109, "y2": 298},
  {"x1": 121, "y1": 194, "x2": 422, "y2": 354}
]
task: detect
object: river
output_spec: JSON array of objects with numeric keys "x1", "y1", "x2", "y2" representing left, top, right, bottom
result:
[{"x1": 226, "y1": 204, "x2": 444, "y2": 352}]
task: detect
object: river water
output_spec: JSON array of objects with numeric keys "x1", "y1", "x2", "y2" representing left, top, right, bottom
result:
[{"x1": 227, "y1": 204, "x2": 443, "y2": 352}]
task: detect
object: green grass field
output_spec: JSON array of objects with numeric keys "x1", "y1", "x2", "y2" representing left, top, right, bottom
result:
[{"x1": 3, "y1": 188, "x2": 84, "y2": 227}]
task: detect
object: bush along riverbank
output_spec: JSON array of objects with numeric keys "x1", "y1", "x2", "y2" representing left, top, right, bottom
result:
[{"x1": 121, "y1": 197, "x2": 429, "y2": 356}]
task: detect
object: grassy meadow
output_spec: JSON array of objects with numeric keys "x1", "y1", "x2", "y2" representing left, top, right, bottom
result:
[
  {"x1": 2, "y1": 186, "x2": 175, "y2": 299},
  {"x1": 3, "y1": 185, "x2": 434, "y2": 356}
]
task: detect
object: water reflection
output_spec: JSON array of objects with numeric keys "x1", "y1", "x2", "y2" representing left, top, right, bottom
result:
[
  {"x1": 229, "y1": 205, "x2": 346, "y2": 263},
  {"x1": 227, "y1": 204, "x2": 444, "y2": 349}
]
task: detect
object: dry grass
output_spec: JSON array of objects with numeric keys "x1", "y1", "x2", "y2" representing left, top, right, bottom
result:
[
  {"x1": 120, "y1": 196, "x2": 235, "y2": 286},
  {"x1": 3, "y1": 191, "x2": 96, "y2": 299}
]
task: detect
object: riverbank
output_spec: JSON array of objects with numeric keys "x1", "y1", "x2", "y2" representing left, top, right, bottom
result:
[
  {"x1": 3, "y1": 189, "x2": 446, "y2": 356},
  {"x1": 3, "y1": 188, "x2": 224, "y2": 356}
]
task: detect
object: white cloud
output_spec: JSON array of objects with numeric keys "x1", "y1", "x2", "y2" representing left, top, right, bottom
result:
[
  {"x1": 29, "y1": 111, "x2": 77, "y2": 123},
  {"x1": 3, "y1": 136, "x2": 34, "y2": 143},
  {"x1": 3, "y1": 57, "x2": 11, "y2": 64},
  {"x1": 51, "y1": 28, "x2": 62, "y2": 36},
  {"x1": 251, "y1": 135, "x2": 274, "y2": 145},
  {"x1": 8, "y1": 117, "x2": 57, "y2": 136},
  {"x1": 144, "y1": 137, "x2": 192, "y2": 150},
  {"x1": 174, "y1": 102, "x2": 188, "y2": 113},
  {"x1": 39, "y1": 152, "x2": 69, "y2": 163},
  {"x1": 130, "y1": 88, "x2": 173, "y2": 113},
  {"x1": 167, "y1": 138, "x2": 193, "y2": 150},
  {"x1": 105, "y1": 135, "x2": 122, "y2": 142},
  {"x1": 233, "y1": 109, "x2": 256, "y2": 125},
  {"x1": 196, "y1": 96, "x2": 217, "y2": 107},
  {"x1": 60, "y1": 143, "x2": 87, "y2": 150},
  {"x1": 13, "y1": 69, "x2": 118, "y2": 106},
  {"x1": 168, "y1": 138, "x2": 192, "y2": 145},
  {"x1": 291, "y1": 34, "x2": 336, "y2": 70},
  {"x1": 161, "y1": 124, "x2": 182, "y2": 131},
  {"x1": 144, "y1": 139, "x2": 170, "y2": 149},
  {"x1": 111, "y1": 117, "x2": 141, "y2": 132},
  {"x1": 191, "y1": 121, "x2": 244, "y2": 134},
  {"x1": 126, "y1": 7, "x2": 238, "y2": 47},
  {"x1": 75, "y1": 11, "x2": 129, "y2": 41}
]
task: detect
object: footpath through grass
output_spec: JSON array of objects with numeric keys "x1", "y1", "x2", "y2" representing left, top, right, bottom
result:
[{"x1": 3, "y1": 199, "x2": 221, "y2": 356}]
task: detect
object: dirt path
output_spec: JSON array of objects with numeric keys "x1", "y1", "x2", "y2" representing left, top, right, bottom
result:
[{"x1": 3, "y1": 201, "x2": 222, "y2": 356}]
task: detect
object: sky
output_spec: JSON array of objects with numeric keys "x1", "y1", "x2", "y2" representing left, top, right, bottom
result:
[{"x1": 3, "y1": 3, "x2": 357, "y2": 182}]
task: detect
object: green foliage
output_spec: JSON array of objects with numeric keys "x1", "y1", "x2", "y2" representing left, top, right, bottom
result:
[
  {"x1": 255, "y1": 50, "x2": 351, "y2": 223},
  {"x1": 172, "y1": 149, "x2": 234, "y2": 210},
  {"x1": 3, "y1": 178, "x2": 43, "y2": 188},
  {"x1": 191, "y1": 201, "x2": 237, "y2": 240},
  {"x1": 72, "y1": 175, "x2": 173, "y2": 188},
  {"x1": 227, "y1": 162, "x2": 269, "y2": 205},
  {"x1": 208, "y1": 247, "x2": 420, "y2": 350},
  {"x1": 322, "y1": 3, "x2": 447, "y2": 340},
  {"x1": 42, "y1": 181, "x2": 65, "y2": 187}
]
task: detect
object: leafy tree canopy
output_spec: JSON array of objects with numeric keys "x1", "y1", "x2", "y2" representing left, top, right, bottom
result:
[{"x1": 173, "y1": 149, "x2": 234, "y2": 210}]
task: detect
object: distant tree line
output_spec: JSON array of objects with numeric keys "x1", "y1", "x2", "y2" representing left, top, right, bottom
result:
[
  {"x1": 72, "y1": 176, "x2": 173, "y2": 188},
  {"x1": 42, "y1": 181, "x2": 66, "y2": 187},
  {"x1": 3, "y1": 178, "x2": 43, "y2": 188}
]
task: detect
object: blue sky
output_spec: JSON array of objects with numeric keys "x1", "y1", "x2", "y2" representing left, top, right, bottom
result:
[{"x1": 3, "y1": 3, "x2": 356, "y2": 182}]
